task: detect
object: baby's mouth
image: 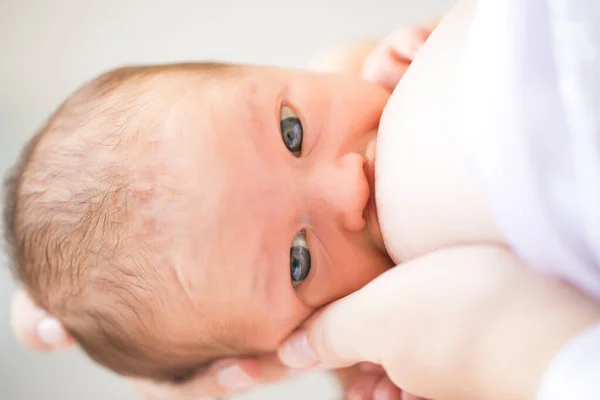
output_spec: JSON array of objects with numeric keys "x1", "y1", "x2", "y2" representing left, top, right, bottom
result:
[{"x1": 364, "y1": 138, "x2": 386, "y2": 254}]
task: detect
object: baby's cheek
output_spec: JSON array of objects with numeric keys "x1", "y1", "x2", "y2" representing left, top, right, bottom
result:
[
  {"x1": 300, "y1": 246, "x2": 391, "y2": 308},
  {"x1": 249, "y1": 305, "x2": 314, "y2": 352},
  {"x1": 338, "y1": 251, "x2": 391, "y2": 294}
]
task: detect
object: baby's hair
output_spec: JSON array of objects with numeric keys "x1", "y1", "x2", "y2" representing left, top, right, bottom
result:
[{"x1": 3, "y1": 62, "x2": 237, "y2": 383}]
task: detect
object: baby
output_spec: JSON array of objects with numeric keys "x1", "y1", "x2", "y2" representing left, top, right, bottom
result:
[
  {"x1": 0, "y1": 1, "x2": 539, "y2": 394},
  {"x1": 1, "y1": 0, "x2": 505, "y2": 388},
  {"x1": 11, "y1": 0, "x2": 597, "y2": 394},
  {"x1": 3, "y1": 62, "x2": 395, "y2": 383},
  {"x1": 6, "y1": 1, "x2": 600, "y2": 399}
]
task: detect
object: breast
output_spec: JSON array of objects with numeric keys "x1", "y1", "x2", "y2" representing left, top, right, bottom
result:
[{"x1": 375, "y1": 0, "x2": 505, "y2": 264}]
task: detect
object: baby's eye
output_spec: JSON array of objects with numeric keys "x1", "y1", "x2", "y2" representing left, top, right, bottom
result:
[
  {"x1": 281, "y1": 105, "x2": 303, "y2": 157},
  {"x1": 290, "y1": 230, "x2": 311, "y2": 287}
]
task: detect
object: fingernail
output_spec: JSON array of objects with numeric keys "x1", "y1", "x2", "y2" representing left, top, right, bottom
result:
[
  {"x1": 278, "y1": 333, "x2": 320, "y2": 369},
  {"x1": 36, "y1": 317, "x2": 68, "y2": 348},
  {"x1": 215, "y1": 365, "x2": 254, "y2": 392}
]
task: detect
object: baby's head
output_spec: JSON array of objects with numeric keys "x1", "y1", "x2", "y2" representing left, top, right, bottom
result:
[{"x1": 3, "y1": 63, "x2": 393, "y2": 383}]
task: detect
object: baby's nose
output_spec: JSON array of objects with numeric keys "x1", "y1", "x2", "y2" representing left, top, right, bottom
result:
[{"x1": 309, "y1": 152, "x2": 370, "y2": 232}]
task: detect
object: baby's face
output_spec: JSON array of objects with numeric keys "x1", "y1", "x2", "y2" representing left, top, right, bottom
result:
[{"x1": 141, "y1": 65, "x2": 393, "y2": 367}]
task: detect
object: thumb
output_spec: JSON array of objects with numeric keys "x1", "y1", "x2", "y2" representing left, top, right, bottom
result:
[
  {"x1": 276, "y1": 245, "x2": 515, "y2": 373},
  {"x1": 278, "y1": 266, "x2": 410, "y2": 370}
]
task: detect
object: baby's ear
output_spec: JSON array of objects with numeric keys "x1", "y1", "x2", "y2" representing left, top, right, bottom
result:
[{"x1": 11, "y1": 289, "x2": 74, "y2": 351}]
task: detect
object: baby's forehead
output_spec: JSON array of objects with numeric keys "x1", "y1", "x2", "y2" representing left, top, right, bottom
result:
[{"x1": 129, "y1": 65, "x2": 313, "y2": 336}]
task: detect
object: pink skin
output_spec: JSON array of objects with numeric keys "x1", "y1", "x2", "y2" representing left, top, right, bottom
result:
[
  {"x1": 18, "y1": 64, "x2": 394, "y2": 397},
  {"x1": 145, "y1": 65, "x2": 394, "y2": 357},
  {"x1": 11, "y1": 64, "x2": 394, "y2": 397}
]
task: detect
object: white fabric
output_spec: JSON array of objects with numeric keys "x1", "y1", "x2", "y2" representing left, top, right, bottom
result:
[
  {"x1": 536, "y1": 321, "x2": 600, "y2": 400},
  {"x1": 456, "y1": 0, "x2": 600, "y2": 398},
  {"x1": 457, "y1": 0, "x2": 600, "y2": 300}
]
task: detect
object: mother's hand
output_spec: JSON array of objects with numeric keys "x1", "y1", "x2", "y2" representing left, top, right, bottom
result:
[
  {"x1": 11, "y1": 289, "x2": 74, "y2": 351},
  {"x1": 10, "y1": 288, "x2": 296, "y2": 399},
  {"x1": 278, "y1": 245, "x2": 600, "y2": 400},
  {"x1": 10, "y1": 288, "x2": 405, "y2": 400}
]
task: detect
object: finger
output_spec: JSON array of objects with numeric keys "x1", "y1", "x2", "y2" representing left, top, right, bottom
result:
[
  {"x1": 387, "y1": 26, "x2": 433, "y2": 59},
  {"x1": 373, "y1": 375, "x2": 402, "y2": 400},
  {"x1": 362, "y1": 26, "x2": 432, "y2": 90},
  {"x1": 11, "y1": 289, "x2": 73, "y2": 351},
  {"x1": 346, "y1": 371, "x2": 384, "y2": 400},
  {"x1": 131, "y1": 361, "x2": 239, "y2": 400},
  {"x1": 331, "y1": 365, "x2": 362, "y2": 392},
  {"x1": 362, "y1": 51, "x2": 411, "y2": 91},
  {"x1": 131, "y1": 354, "x2": 295, "y2": 400},
  {"x1": 401, "y1": 393, "x2": 428, "y2": 400},
  {"x1": 215, "y1": 353, "x2": 302, "y2": 394},
  {"x1": 130, "y1": 374, "x2": 222, "y2": 400},
  {"x1": 277, "y1": 246, "x2": 512, "y2": 371},
  {"x1": 359, "y1": 362, "x2": 385, "y2": 374},
  {"x1": 278, "y1": 262, "x2": 412, "y2": 370},
  {"x1": 277, "y1": 246, "x2": 543, "y2": 399}
]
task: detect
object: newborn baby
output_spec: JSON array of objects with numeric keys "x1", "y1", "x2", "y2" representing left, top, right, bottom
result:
[
  {"x1": 3, "y1": 62, "x2": 395, "y2": 383},
  {"x1": 6, "y1": 1, "x2": 600, "y2": 399},
  {"x1": 2, "y1": 0, "x2": 507, "y2": 389},
  {"x1": 0, "y1": 0, "x2": 525, "y2": 389}
]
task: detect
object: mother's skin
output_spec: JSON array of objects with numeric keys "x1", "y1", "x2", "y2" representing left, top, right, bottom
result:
[
  {"x1": 377, "y1": 0, "x2": 501, "y2": 264},
  {"x1": 280, "y1": 1, "x2": 600, "y2": 399}
]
